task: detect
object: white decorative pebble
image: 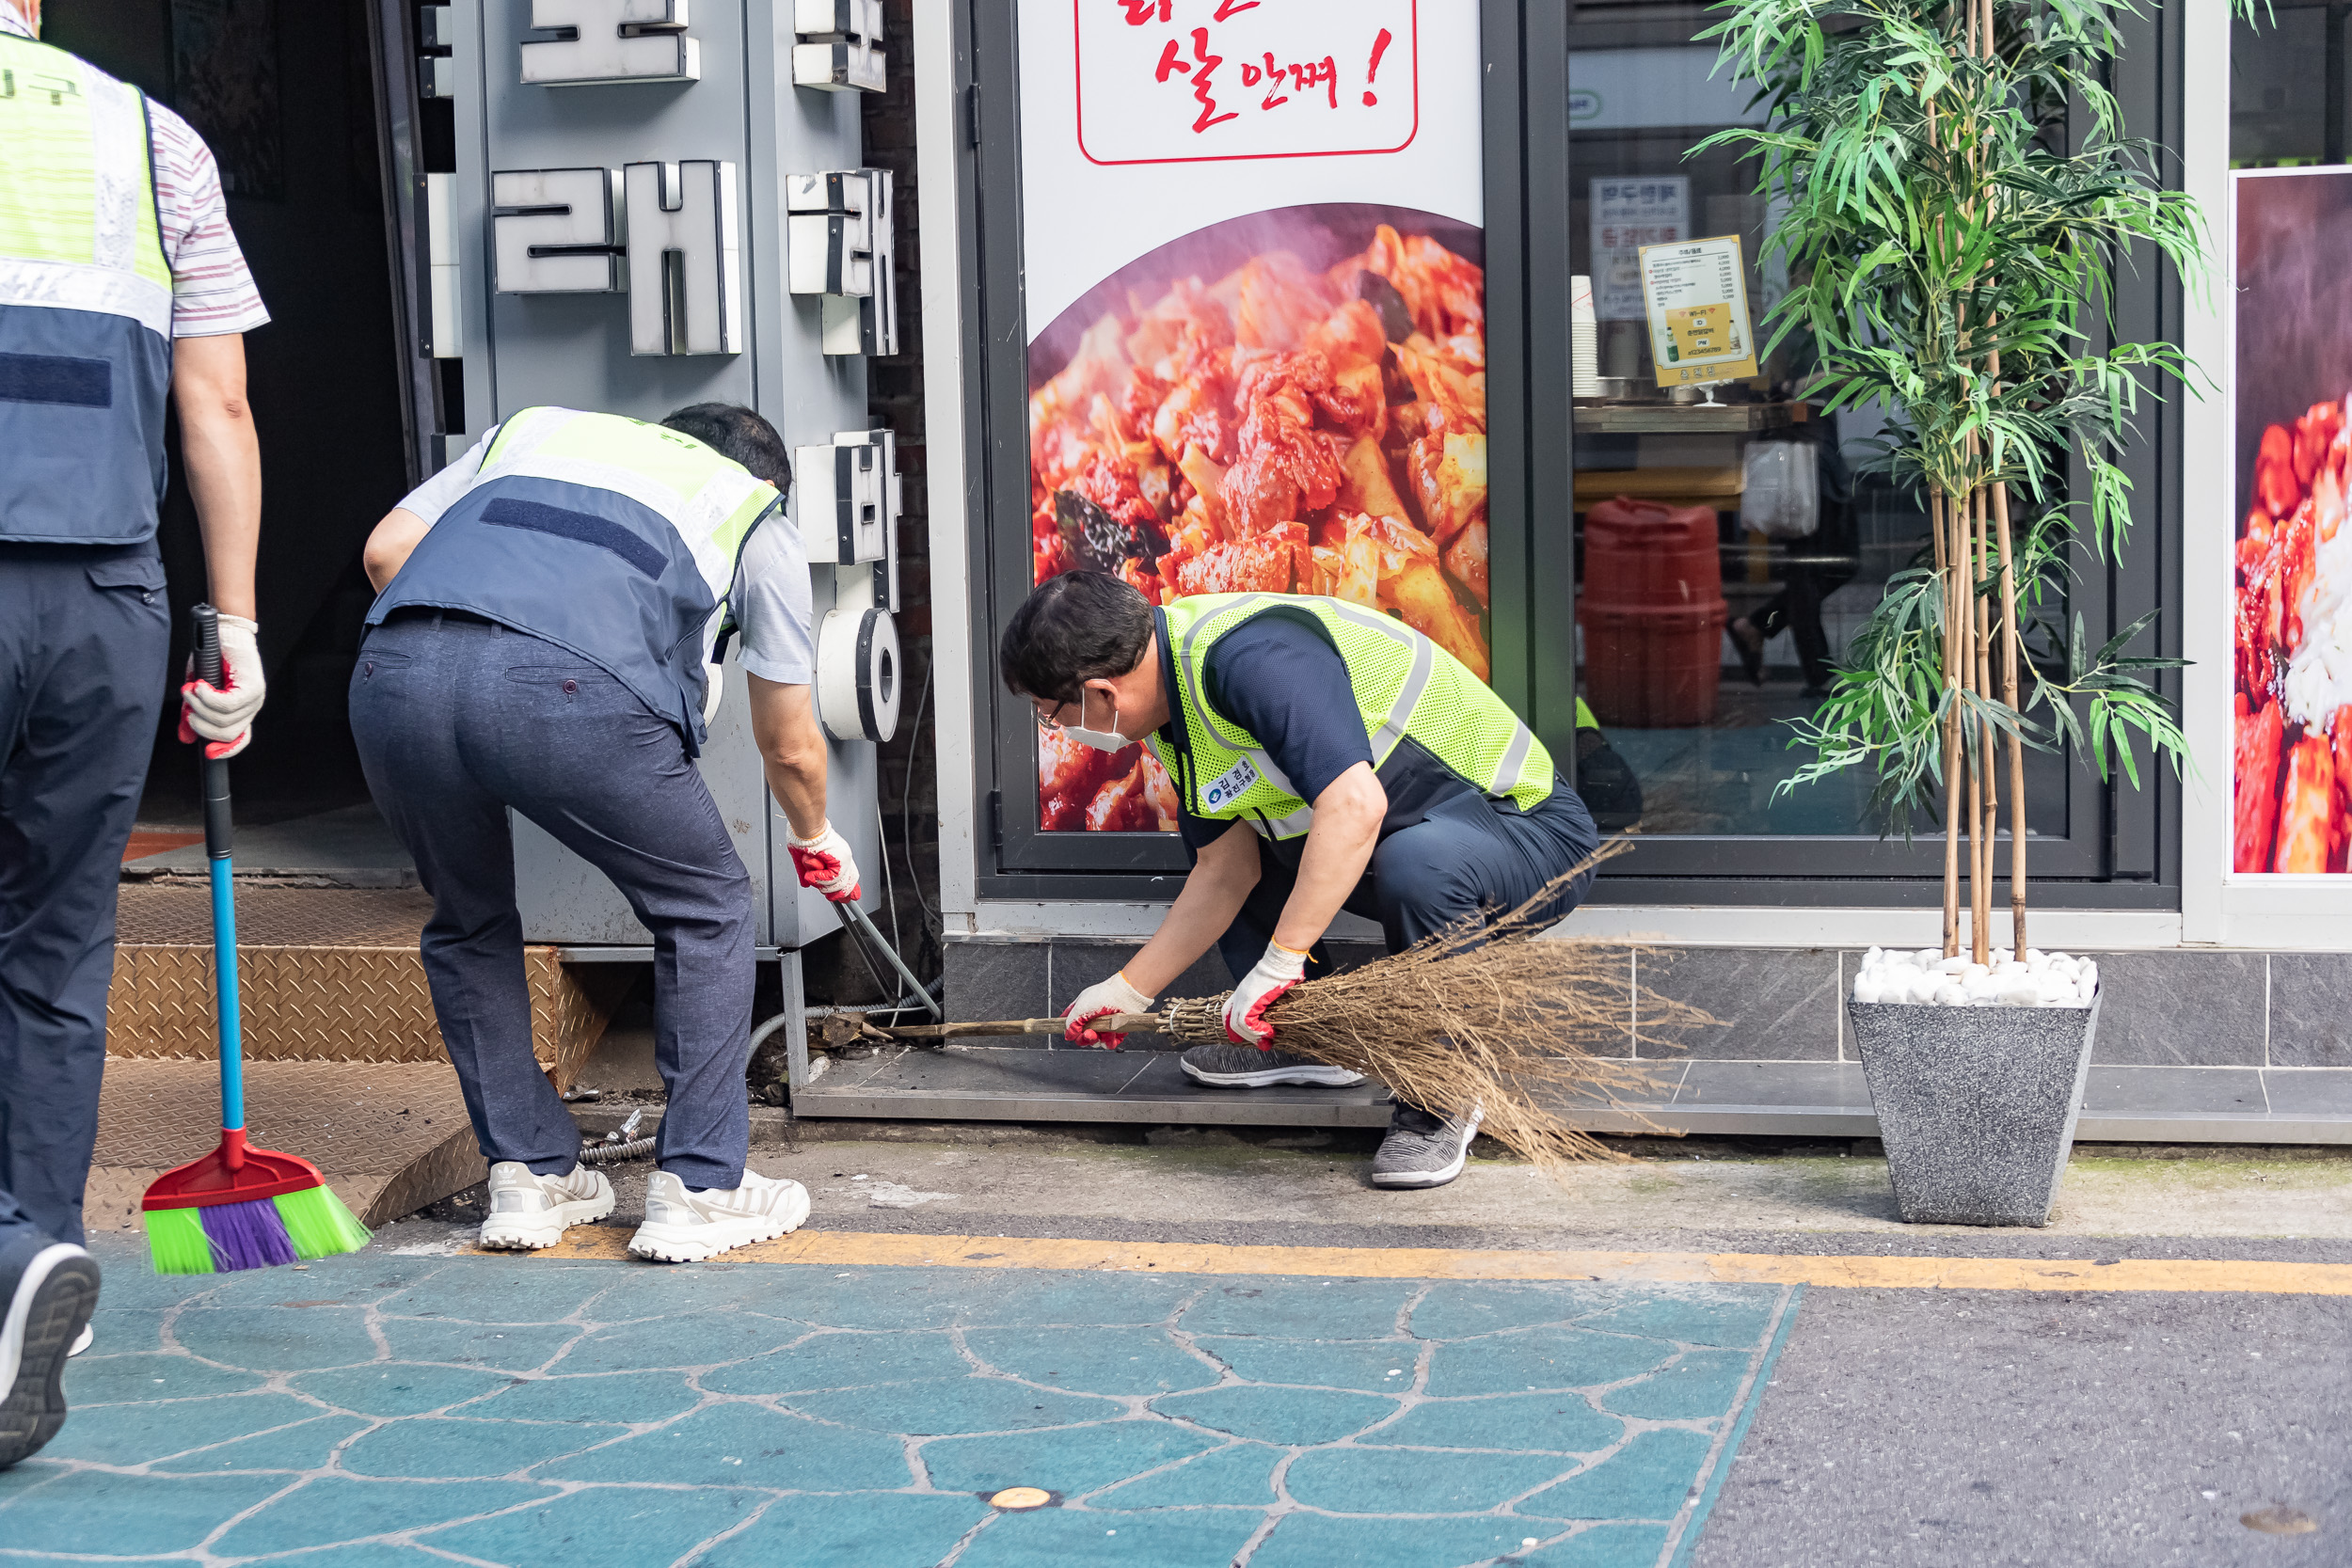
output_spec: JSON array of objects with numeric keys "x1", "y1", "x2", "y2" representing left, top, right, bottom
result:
[{"x1": 1850, "y1": 947, "x2": 2096, "y2": 1007}]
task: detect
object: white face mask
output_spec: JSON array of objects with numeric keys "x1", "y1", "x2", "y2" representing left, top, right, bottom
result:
[{"x1": 1057, "y1": 687, "x2": 1128, "y2": 752}]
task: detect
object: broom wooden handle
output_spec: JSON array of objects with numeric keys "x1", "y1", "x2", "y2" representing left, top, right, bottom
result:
[{"x1": 882, "y1": 1013, "x2": 1162, "y2": 1039}]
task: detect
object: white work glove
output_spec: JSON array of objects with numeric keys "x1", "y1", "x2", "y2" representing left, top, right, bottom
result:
[
  {"x1": 1223, "y1": 940, "x2": 1309, "y2": 1048},
  {"x1": 179, "y1": 613, "x2": 264, "y2": 760},
  {"x1": 787, "y1": 821, "x2": 862, "y2": 903},
  {"x1": 1063, "y1": 969, "x2": 1155, "y2": 1049}
]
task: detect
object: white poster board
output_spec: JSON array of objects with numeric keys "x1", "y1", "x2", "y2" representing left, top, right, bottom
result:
[{"x1": 1589, "y1": 175, "x2": 1688, "y2": 322}]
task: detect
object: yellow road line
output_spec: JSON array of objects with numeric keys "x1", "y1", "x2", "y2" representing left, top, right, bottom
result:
[{"x1": 496, "y1": 1228, "x2": 2352, "y2": 1295}]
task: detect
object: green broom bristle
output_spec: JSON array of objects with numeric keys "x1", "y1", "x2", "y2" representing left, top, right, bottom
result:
[
  {"x1": 272, "y1": 1184, "x2": 372, "y2": 1260},
  {"x1": 143, "y1": 1205, "x2": 219, "y2": 1275}
]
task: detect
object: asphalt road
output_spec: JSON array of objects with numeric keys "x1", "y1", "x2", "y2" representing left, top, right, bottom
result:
[{"x1": 1694, "y1": 1286, "x2": 2347, "y2": 1568}]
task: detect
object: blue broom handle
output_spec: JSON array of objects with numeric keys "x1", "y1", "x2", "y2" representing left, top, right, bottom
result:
[
  {"x1": 193, "y1": 605, "x2": 245, "y2": 1136},
  {"x1": 211, "y1": 856, "x2": 244, "y2": 1132}
]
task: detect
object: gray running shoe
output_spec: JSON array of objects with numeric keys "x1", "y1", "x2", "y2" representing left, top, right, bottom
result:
[
  {"x1": 1371, "y1": 1102, "x2": 1486, "y2": 1189},
  {"x1": 1179, "y1": 1042, "x2": 1366, "y2": 1088}
]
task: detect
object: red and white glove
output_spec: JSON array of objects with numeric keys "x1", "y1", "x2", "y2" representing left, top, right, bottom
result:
[
  {"x1": 179, "y1": 613, "x2": 264, "y2": 760},
  {"x1": 1063, "y1": 970, "x2": 1154, "y2": 1049},
  {"x1": 1223, "y1": 941, "x2": 1309, "y2": 1048},
  {"x1": 787, "y1": 821, "x2": 862, "y2": 902}
]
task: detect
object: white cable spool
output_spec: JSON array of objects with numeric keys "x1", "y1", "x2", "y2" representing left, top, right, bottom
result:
[{"x1": 816, "y1": 604, "x2": 900, "y2": 742}]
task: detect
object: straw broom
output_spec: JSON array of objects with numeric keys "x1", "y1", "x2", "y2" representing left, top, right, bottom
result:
[{"x1": 876, "y1": 848, "x2": 1716, "y2": 1176}]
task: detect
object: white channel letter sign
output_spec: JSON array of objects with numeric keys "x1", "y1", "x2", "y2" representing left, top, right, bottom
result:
[
  {"x1": 794, "y1": 428, "x2": 896, "y2": 566},
  {"x1": 1071, "y1": 0, "x2": 1418, "y2": 166},
  {"x1": 624, "y1": 160, "x2": 742, "y2": 356},
  {"x1": 491, "y1": 168, "x2": 627, "y2": 293},
  {"x1": 792, "y1": 0, "x2": 886, "y2": 93},
  {"x1": 521, "y1": 0, "x2": 700, "y2": 87},
  {"x1": 785, "y1": 168, "x2": 897, "y2": 356}
]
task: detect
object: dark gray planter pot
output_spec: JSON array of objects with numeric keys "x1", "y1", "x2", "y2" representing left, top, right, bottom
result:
[{"x1": 1848, "y1": 990, "x2": 2102, "y2": 1227}]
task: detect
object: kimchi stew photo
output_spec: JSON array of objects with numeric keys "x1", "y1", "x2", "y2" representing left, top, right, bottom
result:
[
  {"x1": 2237, "y1": 397, "x2": 2352, "y2": 872},
  {"x1": 1028, "y1": 207, "x2": 1491, "y2": 834}
]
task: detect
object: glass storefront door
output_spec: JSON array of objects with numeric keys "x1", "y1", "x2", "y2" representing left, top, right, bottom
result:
[{"x1": 1564, "y1": 6, "x2": 2084, "y2": 870}]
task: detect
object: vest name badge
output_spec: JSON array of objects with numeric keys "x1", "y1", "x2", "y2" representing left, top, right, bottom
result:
[{"x1": 1201, "y1": 756, "x2": 1261, "y2": 811}]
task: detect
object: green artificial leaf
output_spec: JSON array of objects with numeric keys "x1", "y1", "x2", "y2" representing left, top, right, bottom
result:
[{"x1": 1704, "y1": 0, "x2": 2203, "y2": 896}]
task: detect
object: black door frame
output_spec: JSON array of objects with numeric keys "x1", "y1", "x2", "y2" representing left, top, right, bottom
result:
[{"x1": 954, "y1": 0, "x2": 2180, "y2": 911}]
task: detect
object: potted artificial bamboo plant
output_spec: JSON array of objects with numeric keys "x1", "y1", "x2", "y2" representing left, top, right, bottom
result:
[{"x1": 1702, "y1": 0, "x2": 2199, "y2": 1224}]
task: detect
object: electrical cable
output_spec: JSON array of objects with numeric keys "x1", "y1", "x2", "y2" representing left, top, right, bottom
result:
[
  {"x1": 834, "y1": 898, "x2": 943, "y2": 1018},
  {"x1": 901, "y1": 657, "x2": 937, "y2": 925},
  {"x1": 877, "y1": 788, "x2": 901, "y2": 977},
  {"x1": 795, "y1": 649, "x2": 946, "y2": 1018},
  {"x1": 839, "y1": 909, "x2": 895, "y2": 1000}
]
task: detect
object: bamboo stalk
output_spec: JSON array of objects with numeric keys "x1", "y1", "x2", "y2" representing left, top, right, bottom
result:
[
  {"x1": 1991, "y1": 476, "x2": 2027, "y2": 958},
  {"x1": 1973, "y1": 481, "x2": 1995, "y2": 963},
  {"x1": 1934, "y1": 487, "x2": 1963, "y2": 958},
  {"x1": 1984, "y1": 327, "x2": 2029, "y2": 959},
  {"x1": 1957, "y1": 742, "x2": 1976, "y2": 963}
]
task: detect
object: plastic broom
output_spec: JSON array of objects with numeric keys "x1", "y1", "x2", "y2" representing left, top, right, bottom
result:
[{"x1": 141, "y1": 605, "x2": 373, "y2": 1274}]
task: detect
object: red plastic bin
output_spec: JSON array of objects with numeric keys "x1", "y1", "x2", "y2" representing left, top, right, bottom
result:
[{"x1": 1581, "y1": 495, "x2": 1728, "y2": 728}]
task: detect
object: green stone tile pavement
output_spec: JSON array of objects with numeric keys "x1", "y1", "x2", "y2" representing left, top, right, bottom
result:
[{"x1": 0, "y1": 1240, "x2": 1799, "y2": 1566}]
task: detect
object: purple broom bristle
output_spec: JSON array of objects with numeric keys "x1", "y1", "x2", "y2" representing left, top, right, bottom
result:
[{"x1": 199, "y1": 1196, "x2": 299, "y2": 1271}]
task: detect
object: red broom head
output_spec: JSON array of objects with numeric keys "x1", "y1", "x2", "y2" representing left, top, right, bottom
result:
[{"x1": 143, "y1": 1128, "x2": 332, "y2": 1211}]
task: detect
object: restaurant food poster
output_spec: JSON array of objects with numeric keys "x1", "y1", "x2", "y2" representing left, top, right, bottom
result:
[
  {"x1": 1020, "y1": 0, "x2": 1490, "y2": 834},
  {"x1": 2233, "y1": 167, "x2": 2352, "y2": 875}
]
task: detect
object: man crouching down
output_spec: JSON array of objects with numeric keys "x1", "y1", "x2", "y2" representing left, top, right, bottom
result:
[
  {"x1": 1002, "y1": 571, "x2": 1599, "y2": 1191},
  {"x1": 354, "y1": 404, "x2": 861, "y2": 1259}
]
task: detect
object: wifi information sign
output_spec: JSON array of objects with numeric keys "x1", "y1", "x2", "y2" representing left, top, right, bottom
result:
[{"x1": 1071, "y1": 0, "x2": 1420, "y2": 166}]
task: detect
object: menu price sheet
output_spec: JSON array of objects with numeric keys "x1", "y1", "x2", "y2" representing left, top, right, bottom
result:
[{"x1": 1638, "y1": 233, "x2": 1759, "y2": 388}]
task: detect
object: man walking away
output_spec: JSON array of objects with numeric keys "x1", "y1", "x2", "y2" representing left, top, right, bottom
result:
[{"x1": 0, "y1": 0, "x2": 268, "y2": 1466}]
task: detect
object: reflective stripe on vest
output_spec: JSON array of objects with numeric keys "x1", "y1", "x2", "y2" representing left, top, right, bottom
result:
[
  {"x1": 368, "y1": 407, "x2": 778, "y2": 747},
  {"x1": 0, "y1": 35, "x2": 170, "y2": 335},
  {"x1": 1162, "y1": 594, "x2": 1554, "y2": 841},
  {"x1": 0, "y1": 34, "x2": 175, "y2": 544},
  {"x1": 477, "y1": 406, "x2": 772, "y2": 613}
]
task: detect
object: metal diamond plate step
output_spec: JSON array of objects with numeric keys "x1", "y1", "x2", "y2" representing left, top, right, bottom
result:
[{"x1": 107, "y1": 885, "x2": 626, "y2": 1084}]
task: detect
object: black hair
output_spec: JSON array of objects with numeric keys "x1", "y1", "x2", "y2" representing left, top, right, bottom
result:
[
  {"x1": 1000, "y1": 571, "x2": 1153, "y2": 705},
  {"x1": 660, "y1": 402, "x2": 792, "y2": 493}
]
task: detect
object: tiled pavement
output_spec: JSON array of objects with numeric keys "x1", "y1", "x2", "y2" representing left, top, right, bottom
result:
[{"x1": 0, "y1": 1242, "x2": 1798, "y2": 1567}]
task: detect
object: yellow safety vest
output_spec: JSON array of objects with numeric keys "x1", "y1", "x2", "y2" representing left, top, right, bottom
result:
[{"x1": 1152, "y1": 593, "x2": 1554, "y2": 841}]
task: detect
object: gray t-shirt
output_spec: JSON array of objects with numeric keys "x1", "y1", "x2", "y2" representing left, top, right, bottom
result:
[{"x1": 394, "y1": 426, "x2": 815, "y2": 685}]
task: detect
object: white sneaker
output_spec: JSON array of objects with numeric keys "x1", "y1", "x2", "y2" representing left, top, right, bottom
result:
[
  {"x1": 477, "y1": 1162, "x2": 615, "y2": 1250},
  {"x1": 69, "y1": 1324, "x2": 91, "y2": 1357},
  {"x1": 1, "y1": 1240, "x2": 100, "y2": 1470},
  {"x1": 628, "y1": 1169, "x2": 810, "y2": 1263}
]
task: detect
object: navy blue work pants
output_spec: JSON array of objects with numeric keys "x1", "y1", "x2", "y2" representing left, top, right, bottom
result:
[
  {"x1": 0, "y1": 542, "x2": 171, "y2": 1250},
  {"x1": 349, "y1": 612, "x2": 755, "y2": 1189},
  {"x1": 1216, "y1": 776, "x2": 1601, "y2": 980}
]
